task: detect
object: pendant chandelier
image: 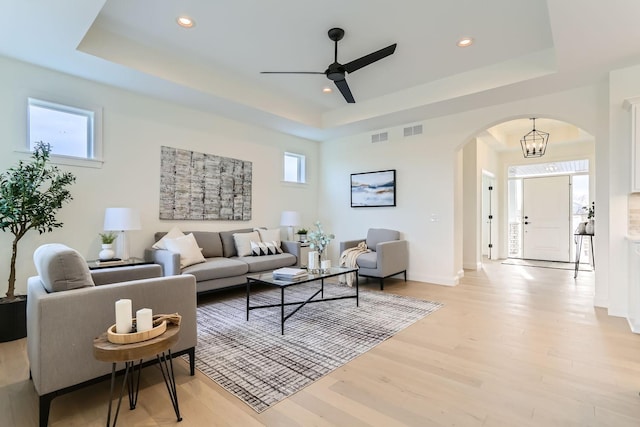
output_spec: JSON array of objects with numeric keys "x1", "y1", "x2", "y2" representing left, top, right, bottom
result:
[{"x1": 520, "y1": 117, "x2": 549, "y2": 158}]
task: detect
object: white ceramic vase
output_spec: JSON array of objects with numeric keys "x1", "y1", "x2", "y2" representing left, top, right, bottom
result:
[
  {"x1": 585, "y1": 219, "x2": 595, "y2": 235},
  {"x1": 99, "y1": 244, "x2": 115, "y2": 260}
]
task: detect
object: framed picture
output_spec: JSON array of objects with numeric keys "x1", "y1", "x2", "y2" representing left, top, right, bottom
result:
[{"x1": 351, "y1": 169, "x2": 396, "y2": 207}]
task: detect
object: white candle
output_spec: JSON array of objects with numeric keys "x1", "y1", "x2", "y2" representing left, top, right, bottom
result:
[
  {"x1": 321, "y1": 260, "x2": 331, "y2": 270},
  {"x1": 136, "y1": 308, "x2": 153, "y2": 332},
  {"x1": 115, "y1": 299, "x2": 132, "y2": 334},
  {"x1": 308, "y1": 251, "x2": 318, "y2": 270}
]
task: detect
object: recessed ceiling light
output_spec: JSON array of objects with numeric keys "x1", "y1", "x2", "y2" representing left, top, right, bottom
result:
[
  {"x1": 177, "y1": 16, "x2": 195, "y2": 28},
  {"x1": 322, "y1": 87, "x2": 332, "y2": 94},
  {"x1": 457, "y1": 37, "x2": 474, "y2": 47}
]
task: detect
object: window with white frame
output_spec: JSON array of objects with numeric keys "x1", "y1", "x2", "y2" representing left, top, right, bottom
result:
[
  {"x1": 283, "y1": 152, "x2": 306, "y2": 183},
  {"x1": 27, "y1": 97, "x2": 100, "y2": 161}
]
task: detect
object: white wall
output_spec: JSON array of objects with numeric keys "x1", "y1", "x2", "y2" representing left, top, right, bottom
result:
[
  {"x1": 462, "y1": 139, "x2": 480, "y2": 270},
  {"x1": 608, "y1": 65, "x2": 640, "y2": 317},
  {"x1": 0, "y1": 56, "x2": 319, "y2": 296},
  {"x1": 320, "y1": 85, "x2": 606, "y2": 290}
]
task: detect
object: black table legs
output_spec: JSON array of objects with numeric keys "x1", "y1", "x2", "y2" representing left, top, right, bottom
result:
[{"x1": 104, "y1": 352, "x2": 181, "y2": 426}]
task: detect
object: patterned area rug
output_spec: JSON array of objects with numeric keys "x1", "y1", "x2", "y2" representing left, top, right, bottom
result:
[
  {"x1": 191, "y1": 282, "x2": 442, "y2": 412},
  {"x1": 502, "y1": 258, "x2": 593, "y2": 271}
]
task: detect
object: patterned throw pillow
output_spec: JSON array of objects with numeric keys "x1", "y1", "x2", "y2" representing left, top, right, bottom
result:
[
  {"x1": 251, "y1": 241, "x2": 284, "y2": 256},
  {"x1": 267, "y1": 241, "x2": 283, "y2": 254}
]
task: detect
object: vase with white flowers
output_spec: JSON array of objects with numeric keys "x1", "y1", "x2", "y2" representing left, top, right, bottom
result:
[{"x1": 307, "y1": 221, "x2": 335, "y2": 271}]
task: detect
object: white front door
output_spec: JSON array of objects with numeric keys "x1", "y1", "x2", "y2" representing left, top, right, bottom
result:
[{"x1": 522, "y1": 175, "x2": 571, "y2": 262}]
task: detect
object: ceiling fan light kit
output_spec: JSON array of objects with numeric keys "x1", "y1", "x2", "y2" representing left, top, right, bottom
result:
[{"x1": 261, "y1": 27, "x2": 397, "y2": 103}]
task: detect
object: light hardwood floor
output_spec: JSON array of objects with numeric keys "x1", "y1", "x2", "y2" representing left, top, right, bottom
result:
[{"x1": 3, "y1": 260, "x2": 640, "y2": 426}]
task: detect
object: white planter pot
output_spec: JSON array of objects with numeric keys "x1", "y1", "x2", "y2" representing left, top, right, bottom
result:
[
  {"x1": 585, "y1": 220, "x2": 595, "y2": 235},
  {"x1": 99, "y1": 244, "x2": 115, "y2": 260}
]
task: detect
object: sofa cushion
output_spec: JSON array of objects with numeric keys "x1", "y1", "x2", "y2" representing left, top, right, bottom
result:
[
  {"x1": 190, "y1": 231, "x2": 223, "y2": 258},
  {"x1": 356, "y1": 251, "x2": 377, "y2": 269},
  {"x1": 257, "y1": 228, "x2": 282, "y2": 245},
  {"x1": 152, "y1": 225, "x2": 185, "y2": 250},
  {"x1": 33, "y1": 244, "x2": 95, "y2": 292},
  {"x1": 233, "y1": 231, "x2": 260, "y2": 257},
  {"x1": 366, "y1": 228, "x2": 400, "y2": 251},
  {"x1": 219, "y1": 228, "x2": 253, "y2": 258},
  {"x1": 239, "y1": 253, "x2": 297, "y2": 273},
  {"x1": 182, "y1": 257, "x2": 249, "y2": 282},
  {"x1": 164, "y1": 233, "x2": 206, "y2": 268}
]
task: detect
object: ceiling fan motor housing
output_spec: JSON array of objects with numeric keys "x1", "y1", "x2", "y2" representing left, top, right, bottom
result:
[{"x1": 326, "y1": 63, "x2": 346, "y2": 81}]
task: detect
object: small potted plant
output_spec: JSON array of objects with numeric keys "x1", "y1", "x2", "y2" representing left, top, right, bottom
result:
[
  {"x1": 296, "y1": 228, "x2": 308, "y2": 242},
  {"x1": 98, "y1": 232, "x2": 117, "y2": 260}
]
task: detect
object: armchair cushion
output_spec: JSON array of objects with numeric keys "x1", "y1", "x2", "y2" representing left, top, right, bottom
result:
[
  {"x1": 33, "y1": 244, "x2": 94, "y2": 293},
  {"x1": 366, "y1": 228, "x2": 400, "y2": 250},
  {"x1": 355, "y1": 251, "x2": 377, "y2": 269}
]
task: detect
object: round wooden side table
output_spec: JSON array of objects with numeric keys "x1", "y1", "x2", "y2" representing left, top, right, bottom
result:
[{"x1": 93, "y1": 324, "x2": 182, "y2": 426}]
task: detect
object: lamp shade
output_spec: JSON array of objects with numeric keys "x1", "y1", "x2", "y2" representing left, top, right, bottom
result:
[
  {"x1": 104, "y1": 208, "x2": 141, "y2": 231},
  {"x1": 280, "y1": 211, "x2": 301, "y2": 227}
]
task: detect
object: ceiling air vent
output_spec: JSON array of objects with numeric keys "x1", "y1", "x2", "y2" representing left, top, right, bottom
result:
[
  {"x1": 371, "y1": 131, "x2": 388, "y2": 143},
  {"x1": 404, "y1": 124, "x2": 423, "y2": 137}
]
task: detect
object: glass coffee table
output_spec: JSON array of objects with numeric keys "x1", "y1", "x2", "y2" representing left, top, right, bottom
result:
[{"x1": 246, "y1": 266, "x2": 359, "y2": 334}]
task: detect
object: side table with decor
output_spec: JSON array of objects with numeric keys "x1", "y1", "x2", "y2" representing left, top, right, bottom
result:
[{"x1": 93, "y1": 314, "x2": 183, "y2": 426}]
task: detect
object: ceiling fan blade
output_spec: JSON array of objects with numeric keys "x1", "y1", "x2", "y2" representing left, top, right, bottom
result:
[
  {"x1": 260, "y1": 71, "x2": 325, "y2": 75},
  {"x1": 344, "y1": 43, "x2": 397, "y2": 74},
  {"x1": 334, "y1": 79, "x2": 355, "y2": 103}
]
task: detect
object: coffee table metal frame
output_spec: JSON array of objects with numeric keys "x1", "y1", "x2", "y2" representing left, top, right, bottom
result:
[{"x1": 246, "y1": 266, "x2": 359, "y2": 334}]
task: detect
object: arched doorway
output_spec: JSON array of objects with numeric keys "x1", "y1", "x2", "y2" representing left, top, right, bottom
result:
[{"x1": 461, "y1": 117, "x2": 595, "y2": 269}]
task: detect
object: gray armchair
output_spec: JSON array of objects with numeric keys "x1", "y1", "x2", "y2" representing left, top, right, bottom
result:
[
  {"x1": 339, "y1": 228, "x2": 408, "y2": 290},
  {"x1": 27, "y1": 244, "x2": 197, "y2": 426}
]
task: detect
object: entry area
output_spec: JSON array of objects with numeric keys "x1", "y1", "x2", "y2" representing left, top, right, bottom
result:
[{"x1": 508, "y1": 160, "x2": 590, "y2": 262}]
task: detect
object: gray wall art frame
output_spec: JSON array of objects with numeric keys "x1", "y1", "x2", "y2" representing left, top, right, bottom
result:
[
  {"x1": 159, "y1": 146, "x2": 252, "y2": 220},
  {"x1": 350, "y1": 169, "x2": 396, "y2": 207}
]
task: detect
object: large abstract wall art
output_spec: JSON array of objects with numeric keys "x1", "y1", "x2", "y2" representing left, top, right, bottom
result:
[{"x1": 159, "y1": 146, "x2": 252, "y2": 220}]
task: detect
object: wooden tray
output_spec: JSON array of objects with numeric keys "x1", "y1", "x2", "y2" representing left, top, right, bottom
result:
[{"x1": 107, "y1": 320, "x2": 167, "y2": 344}]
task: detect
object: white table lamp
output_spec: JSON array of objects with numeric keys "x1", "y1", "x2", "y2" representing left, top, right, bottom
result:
[
  {"x1": 280, "y1": 211, "x2": 301, "y2": 241},
  {"x1": 104, "y1": 207, "x2": 141, "y2": 261}
]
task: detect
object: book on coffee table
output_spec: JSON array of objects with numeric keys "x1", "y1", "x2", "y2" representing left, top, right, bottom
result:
[{"x1": 272, "y1": 267, "x2": 307, "y2": 281}]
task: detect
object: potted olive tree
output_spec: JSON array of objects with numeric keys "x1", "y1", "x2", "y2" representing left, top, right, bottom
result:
[{"x1": 0, "y1": 142, "x2": 75, "y2": 341}]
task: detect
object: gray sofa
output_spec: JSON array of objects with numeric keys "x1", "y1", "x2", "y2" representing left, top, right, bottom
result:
[
  {"x1": 27, "y1": 244, "x2": 197, "y2": 427},
  {"x1": 145, "y1": 228, "x2": 301, "y2": 293}
]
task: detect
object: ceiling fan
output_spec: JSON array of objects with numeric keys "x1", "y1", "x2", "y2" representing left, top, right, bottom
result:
[{"x1": 261, "y1": 28, "x2": 397, "y2": 104}]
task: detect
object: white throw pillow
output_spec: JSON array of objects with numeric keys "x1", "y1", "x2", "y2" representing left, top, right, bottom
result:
[
  {"x1": 164, "y1": 233, "x2": 206, "y2": 268},
  {"x1": 234, "y1": 231, "x2": 260, "y2": 257},
  {"x1": 257, "y1": 228, "x2": 281, "y2": 245},
  {"x1": 152, "y1": 225, "x2": 185, "y2": 250}
]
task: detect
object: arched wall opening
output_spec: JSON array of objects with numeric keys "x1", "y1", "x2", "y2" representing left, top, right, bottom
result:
[{"x1": 457, "y1": 115, "x2": 596, "y2": 272}]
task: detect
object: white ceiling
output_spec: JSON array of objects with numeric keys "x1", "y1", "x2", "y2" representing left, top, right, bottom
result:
[{"x1": 2, "y1": 0, "x2": 640, "y2": 141}]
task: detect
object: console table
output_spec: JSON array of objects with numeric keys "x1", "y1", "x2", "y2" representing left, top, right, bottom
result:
[
  {"x1": 574, "y1": 233, "x2": 595, "y2": 278},
  {"x1": 93, "y1": 324, "x2": 182, "y2": 426}
]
